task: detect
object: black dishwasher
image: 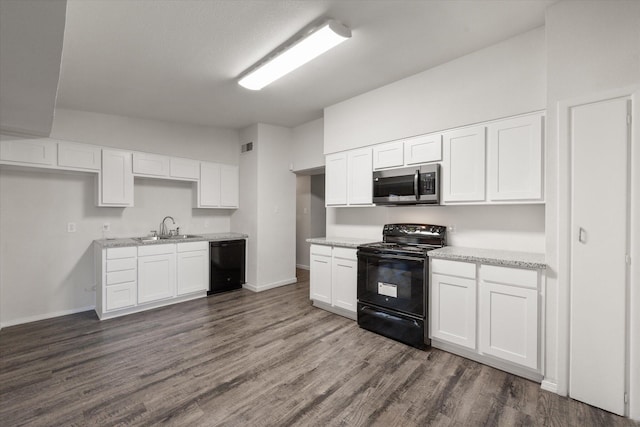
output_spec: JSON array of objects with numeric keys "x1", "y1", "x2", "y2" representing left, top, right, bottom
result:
[{"x1": 208, "y1": 239, "x2": 246, "y2": 295}]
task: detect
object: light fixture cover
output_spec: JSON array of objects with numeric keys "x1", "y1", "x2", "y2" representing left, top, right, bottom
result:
[{"x1": 238, "y1": 19, "x2": 351, "y2": 90}]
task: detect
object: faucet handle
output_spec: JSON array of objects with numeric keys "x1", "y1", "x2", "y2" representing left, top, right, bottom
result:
[
  {"x1": 150, "y1": 230, "x2": 157, "y2": 237},
  {"x1": 176, "y1": 226, "x2": 180, "y2": 235}
]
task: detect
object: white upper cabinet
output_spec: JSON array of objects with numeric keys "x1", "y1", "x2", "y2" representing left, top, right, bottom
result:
[
  {"x1": 0, "y1": 136, "x2": 56, "y2": 166},
  {"x1": 220, "y1": 164, "x2": 239, "y2": 208},
  {"x1": 100, "y1": 149, "x2": 134, "y2": 207},
  {"x1": 372, "y1": 141, "x2": 403, "y2": 170},
  {"x1": 58, "y1": 141, "x2": 101, "y2": 171},
  {"x1": 404, "y1": 133, "x2": 442, "y2": 165},
  {"x1": 198, "y1": 162, "x2": 221, "y2": 207},
  {"x1": 132, "y1": 152, "x2": 170, "y2": 177},
  {"x1": 169, "y1": 158, "x2": 199, "y2": 180},
  {"x1": 325, "y1": 152, "x2": 348, "y2": 206},
  {"x1": 442, "y1": 125, "x2": 486, "y2": 203},
  {"x1": 487, "y1": 113, "x2": 543, "y2": 202},
  {"x1": 197, "y1": 162, "x2": 239, "y2": 209},
  {"x1": 347, "y1": 148, "x2": 373, "y2": 205}
]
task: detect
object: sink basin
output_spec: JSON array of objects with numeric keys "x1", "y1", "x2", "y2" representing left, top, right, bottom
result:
[
  {"x1": 133, "y1": 236, "x2": 160, "y2": 243},
  {"x1": 159, "y1": 234, "x2": 203, "y2": 240}
]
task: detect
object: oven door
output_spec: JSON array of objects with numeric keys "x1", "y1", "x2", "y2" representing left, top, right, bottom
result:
[{"x1": 357, "y1": 250, "x2": 426, "y2": 317}]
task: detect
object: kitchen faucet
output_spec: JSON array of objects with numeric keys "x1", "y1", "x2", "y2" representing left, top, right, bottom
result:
[{"x1": 159, "y1": 216, "x2": 175, "y2": 237}]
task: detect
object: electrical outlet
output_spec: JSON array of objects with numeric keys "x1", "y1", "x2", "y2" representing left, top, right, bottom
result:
[
  {"x1": 67, "y1": 222, "x2": 77, "y2": 233},
  {"x1": 102, "y1": 223, "x2": 110, "y2": 232}
]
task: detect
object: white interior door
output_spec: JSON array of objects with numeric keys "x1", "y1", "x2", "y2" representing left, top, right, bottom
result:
[{"x1": 569, "y1": 96, "x2": 629, "y2": 416}]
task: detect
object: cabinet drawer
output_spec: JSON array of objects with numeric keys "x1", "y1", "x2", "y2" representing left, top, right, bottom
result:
[
  {"x1": 107, "y1": 257, "x2": 136, "y2": 272},
  {"x1": 431, "y1": 258, "x2": 476, "y2": 279},
  {"x1": 138, "y1": 243, "x2": 176, "y2": 256},
  {"x1": 105, "y1": 282, "x2": 136, "y2": 311},
  {"x1": 177, "y1": 241, "x2": 209, "y2": 253},
  {"x1": 107, "y1": 246, "x2": 137, "y2": 260},
  {"x1": 480, "y1": 264, "x2": 538, "y2": 289},
  {"x1": 310, "y1": 244, "x2": 332, "y2": 257},
  {"x1": 106, "y1": 269, "x2": 137, "y2": 285},
  {"x1": 333, "y1": 247, "x2": 357, "y2": 261}
]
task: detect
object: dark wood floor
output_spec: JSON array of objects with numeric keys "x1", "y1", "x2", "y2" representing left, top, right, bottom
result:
[{"x1": 1, "y1": 269, "x2": 636, "y2": 426}]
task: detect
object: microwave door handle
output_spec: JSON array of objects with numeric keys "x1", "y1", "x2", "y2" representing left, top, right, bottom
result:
[{"x1": 414, "y1": 169, "x2": 420, "y2": 200}]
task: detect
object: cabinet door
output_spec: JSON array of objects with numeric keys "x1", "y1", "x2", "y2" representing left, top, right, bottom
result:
[
  {"x1": 372, "y1": 141, "x2": 403, "y2": 170},
  {"x1": 442, "y1": 126, "x2": 486, "y2": 202},
  {"x1": 138, "y1": 253, "x2": 176, "y2": 303},
  {"x1": 220, "y1": 164, "x2": 239, "y2": 208},
  {"x1": 101, "y1": 149, "x2": 134, "y2": 206},
  {"x1": 331, "y1": 249, "x2": 357, "y2": 312},
  {"x1": 105, "y1": 282, "x2": 137, "y2": 311},
  {"x1": 487, "y1": 114, "x2": 543, "y2": 201},
  {"x1": 177, "y1": 250, "x2": 208, "y2": 295},
  {"x1": 0, "y1": 136, "x2": 56, "y2": 166},
  {"x1": 170, "y1": 158, "x2": 199, "y2": 180},
  {"x1": 198, "y1": 162, "x2": 221, "y2": 207},
  {"x1": 347, "y1": 148, "x2": 373, "y2": 205},
  {"x1": 325, "y1": 153, "x2": 348, "y2": 206},
  {"x1": 132, "y1": 152, "x2": 170, "y2": 177},
  {"x1": 479, "y1": 281, "x2": 538, "y2": 369},
  {"x1": 58, "y1": 141, "x2": 101, "y2": 170},
  {"x1": 310, "y1": 246, "x2": 332, "y2": 304},
  {"x1": 404, "y1": 134, "x2": 442, "y2": 165},
  {"x1": 431, "y1": 273, "x2": 476, "y2": 349}
]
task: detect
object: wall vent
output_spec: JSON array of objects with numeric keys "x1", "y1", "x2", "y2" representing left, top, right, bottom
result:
[{"x1": 241, "y1": 142, "x2": 253, "y2": 153}]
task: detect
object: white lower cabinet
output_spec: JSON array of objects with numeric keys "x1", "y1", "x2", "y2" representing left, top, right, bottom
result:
[
  {"x1": 479, "y1": 265, "x2": 539, "y2": 370},
  {"x1": 177, "y1": 241, "x2": 209, "y2": 295},
  {"x1": 310, "y1": 244, "x2": 357, "y2": 317},
  {"x1": 96, "y1": 241, "x2": 208, "y2": 319},
  {"x1": 138, "y1": 244, "x2": 176, "y2": 304},
  {"x1": 431, "y1": 259, "x2": 477, "y2": 349},
  {"x1": 310, "y1": 245, "x2": 332, "y2": 304},
  {"x1": 331, "y1": 248, "x2": 357, "y2": 312},
  {"x1": 430, "y1": 257, "x2": 542, "y2": 376}
]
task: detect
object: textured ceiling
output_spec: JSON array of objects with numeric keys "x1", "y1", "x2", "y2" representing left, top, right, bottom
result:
[{"x1": 55, "y1": 0, "x2": 554, "y2": 130}]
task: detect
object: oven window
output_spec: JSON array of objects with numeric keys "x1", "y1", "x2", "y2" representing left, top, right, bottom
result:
[
  {"x1": 374, "y1": 175, "x2": 415, "y2": 198},
  {"x1": 357, "y1": 253, "x2": 425, "y2": 316}
]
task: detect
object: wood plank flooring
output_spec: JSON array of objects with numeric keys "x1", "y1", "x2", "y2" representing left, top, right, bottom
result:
[{"x1": 1, "y1": 269, "x2": 637, "y2": 426}]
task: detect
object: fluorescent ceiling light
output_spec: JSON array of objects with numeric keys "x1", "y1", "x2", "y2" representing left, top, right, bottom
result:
[{"x1": 238, "y1": 19, "x2": 351, "y2": 91}]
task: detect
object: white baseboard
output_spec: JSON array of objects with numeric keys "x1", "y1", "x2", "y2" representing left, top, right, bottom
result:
[
  {"x1": 540, "y1": 379, "x2": 559, "y2": 394},
  {"x1": 296, "y1": 264, "x2": 310, "y2": 270},
  {"x1": 0, "y1": 305, "x2": 95, "y2": 329},
  {"x1": 243, "y1": 277, "x2": 297, "y2": 292}
]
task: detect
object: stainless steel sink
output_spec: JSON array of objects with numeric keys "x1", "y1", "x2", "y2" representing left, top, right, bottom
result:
[
  {"x1": 159, "y1": 234, "x2": 202, "y2": 240},
  {"x1": 133, "y1": 236, "x2": 160, "y2": 243}
]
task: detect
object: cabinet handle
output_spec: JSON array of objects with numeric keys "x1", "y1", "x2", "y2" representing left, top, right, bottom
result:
[{"x1": 578, "y1": 227, "x2": 587, "y2": 244}]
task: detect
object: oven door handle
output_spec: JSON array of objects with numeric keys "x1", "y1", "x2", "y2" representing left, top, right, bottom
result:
[
  {"x1": 363, "y1": 252, "x2": 426, "y2": 263},
  {"x1": 414, "y1": 169, "x2": 420, "y2": 200}
]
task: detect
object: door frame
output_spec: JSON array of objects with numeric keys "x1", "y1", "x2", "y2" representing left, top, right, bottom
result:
[{"x1": 555, "y1": 85, "x2": 639, "y2": 419}]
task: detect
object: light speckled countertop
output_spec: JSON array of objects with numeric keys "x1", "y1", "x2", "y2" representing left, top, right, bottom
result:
[
  {"x1": 307, "y1": 237, "x2": 379, "y2": 249},
  {"x1": 428, "y1": 246, "x2": 546, "y2": 269},
  {"x1": 95, "y1": 232, "x2": 248, "y2": 248}
]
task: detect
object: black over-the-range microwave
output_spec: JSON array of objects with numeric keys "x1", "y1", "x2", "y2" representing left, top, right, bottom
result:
[{"x1": 372, "y1": 164, "x2": 440, "y2": 205}]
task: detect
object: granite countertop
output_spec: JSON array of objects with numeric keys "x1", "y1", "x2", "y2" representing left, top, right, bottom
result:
[
  {"x1": 428, "y1": 246, "x2": 546, "y2": 269},
  {"x1": 306, "y1": 236, "x2": 379, "y2": 249},
  {"x1": 95, "y1": 232, "x2": 248, "y2": 248}
]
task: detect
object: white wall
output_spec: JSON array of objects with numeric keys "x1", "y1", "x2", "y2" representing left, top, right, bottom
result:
[
  {"x1": 0, "y1": 110, "x2": 240, "y2": 327},
  {"x1": 324, "y1": 27, "x2": 546, "y2": 154},
  {"x1": 51, "y1": 108, "x2": 239, "y2": 164},
  {"x1": 292, "y1": 118, "x2": 324, "y2": 173},
  {"x1": 545, "y1": 0, "x2": 640, "y2": 417},
  {"x1": 296, "y1": 176, "x2": 311, "y2": 269},
  {"x1": 232, "y1": 125, "x2": 259, "y2": 288},
  {"x1": 232, "y1": 123, "x2": 296, "y2": 291},
  {"x1": 256, "y1": 124, "x2": 296, "y2": 288}
]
